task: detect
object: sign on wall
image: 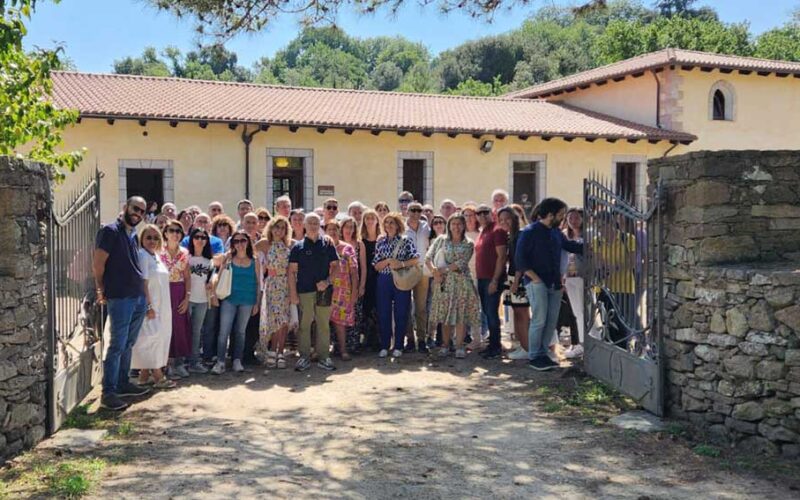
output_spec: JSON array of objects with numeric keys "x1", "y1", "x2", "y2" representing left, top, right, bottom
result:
[{"x1": 318, "y1": 185, "x2": 335, "y2": 196}]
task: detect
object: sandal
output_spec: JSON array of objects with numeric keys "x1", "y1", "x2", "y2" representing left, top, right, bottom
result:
[
  {"x1": 266, "y1": 351, "x2": 277, "y2": 369},
  {"x1": 276, "y1": 354, "x2": 287, "y2": 369},
  {"x1": 154, "y1": 378, "x2": 177, "y2": 389}
]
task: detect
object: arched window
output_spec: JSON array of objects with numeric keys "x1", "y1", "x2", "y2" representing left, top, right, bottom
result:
[
  {"x1": 712, "y1": 89, "x2": 726, "y2": 120},
  {"x1": 708, "y1": 81, "x2": 735, "y2": 121}
]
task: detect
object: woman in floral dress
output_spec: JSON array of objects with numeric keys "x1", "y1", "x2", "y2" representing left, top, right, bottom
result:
[
  {"x1": 425, "y1": 213, "x2": 480, "y2": 359},
  {"x1": 341, "y1": 216, "x2": 365, "y2": 354},
  {"x1": 325, "y1": 218, "x2": 359, "y2": 360},
  {"x1": 161, "y1": 220, "x2": 192, "y2": 378},
  {"x1": 255, "y1": 216, "x2": 293, "y2": 369}
]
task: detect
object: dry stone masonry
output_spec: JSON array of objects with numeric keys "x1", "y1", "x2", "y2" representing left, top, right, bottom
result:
[
  {"x1": 650, "y1": 151, "x2": 800, "y2": 457},
  {"x1": 0, "y1": 157, "x2": 50, "y2": 460}
]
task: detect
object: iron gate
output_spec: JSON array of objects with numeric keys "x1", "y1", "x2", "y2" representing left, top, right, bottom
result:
[
  {"x1": 583, "y1": 173, "x2": 664, "y2": 416},
  {"x1": 47, "y1": 169, "x2": 103, "y2": 433}
]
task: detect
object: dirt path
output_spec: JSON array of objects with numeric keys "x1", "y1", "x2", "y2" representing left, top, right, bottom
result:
[{"x1": 28, "y1": 353, "x2": 785, "y2": 499}]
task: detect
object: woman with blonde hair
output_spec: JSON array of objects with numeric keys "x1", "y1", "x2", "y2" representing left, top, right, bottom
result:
[
  {"x1": 255, "y1": 207, "x2": 272, "y2": 235},
  {"x1": 360, "y1": 209, "x2": 382, "y2": 350},
  {"x1": 372, "y1": 212, "x2": 420, "y2": 358},
  {"x1": 426, "y1": 214, "x2": 480, "y2": 358},
  {"x1": 132, "y1": 224, "x2": 176, "y2": 389},
  {"x1": 325, "y1": 217, "x2": 359, "y2": 360},
  {"x1": 255, "y1": 216, "x2": 293, "y2": 369}
]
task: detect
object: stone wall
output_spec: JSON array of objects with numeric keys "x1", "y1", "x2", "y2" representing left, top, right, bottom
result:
[
  {"x1": 650, "y1": 151, "x2": 800, "y2": 457},
  {"x1": 0, "y1": 157, "x2": 50, "y2": 460}
]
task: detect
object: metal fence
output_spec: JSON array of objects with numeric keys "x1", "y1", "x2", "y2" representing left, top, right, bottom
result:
[
  {"x1": 583, "y1": 173, "x2": 664, "y2": 415},
  {"x1": 47, "y1": 168, "x2": 103, "y2": 433}
]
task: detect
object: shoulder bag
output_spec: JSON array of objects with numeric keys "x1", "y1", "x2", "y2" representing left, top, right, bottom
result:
[
  {"x1": 215, "y1": 259, "x2": 233, "y2": 301},
  {"x1": 391, "y1": 236, "x2": 423, "y2": 291}
]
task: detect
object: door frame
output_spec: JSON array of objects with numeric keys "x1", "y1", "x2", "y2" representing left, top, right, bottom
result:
[
  {"x1": 266, "y1": 148, "x2": 314, "y2": 211},
  {"x1": 118, "y1": 159, "x2": 174, "y2": 208}
]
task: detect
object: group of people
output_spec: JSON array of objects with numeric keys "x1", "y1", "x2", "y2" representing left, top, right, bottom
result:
[{"x1": 93, "y1": 190, "x2": 585, "y2": 411}]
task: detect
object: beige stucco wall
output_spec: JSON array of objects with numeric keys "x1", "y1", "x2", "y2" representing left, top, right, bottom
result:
[
  {"x1": 548, "y1": 74, "x2": 658, "y2": 127},
  {"x1": 675, "y1": 69, "x2": 800, "y2": 152},
  {"x1": 57, "y1": 119, "x2": 672, "y2": 223}
]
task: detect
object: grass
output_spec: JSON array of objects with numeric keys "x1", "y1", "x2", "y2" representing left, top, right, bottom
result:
[
  {"x1": 693, "y1": 444, "x2": 721, "y2": 458},
  {"x1": 533, "y1": 377, "x2": 635, "y2": 419},
  {"x1": 2, "y1": 457, "x2": 107, "y2": 499},
  {"x1": 63, "y1": 404, "x2": 98, "y2": 430},
  {"x1": 112, "y1": 421, "x2": 135, "y2": 438}
]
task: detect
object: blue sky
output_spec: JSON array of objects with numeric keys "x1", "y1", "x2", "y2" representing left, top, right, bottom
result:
[{"x1": 24, "y1": 0, "x2": 800, "y2": 73}]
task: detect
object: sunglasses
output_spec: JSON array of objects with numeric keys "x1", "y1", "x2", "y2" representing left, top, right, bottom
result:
[
  {"x1": 232, "y1": 239, "x2": 248, "y2": 245},
  {"x1": 408, "y1": 208, "x2": 422, "y2": 213},
  {"x1": 258, "y1": 216, "x2": 270, "y2": 221},
  {"x1": 166, "y1": 228, "x2": 183, "y2": 234},
  {"x1": 325, "y1": 205, "x2": 338, "y2": 210},
  {"x1": 143, "y1": 235, "x2": 159, "y2": 241},
  {"x1": 432, "y1": 220, "x2": 445, "y2": 225},
  {"x1": 193, "y1": 235, "x2": 208, "y2": 241},
  {"x1": 398, "y1": 199, "x2": 411, "y2": 204},
  {"x1": 476, "y1": 211, "x2": 491, "y2": 216},
  {"x1": 130, "y1": 205, "x2": 145, "y2": 214}
]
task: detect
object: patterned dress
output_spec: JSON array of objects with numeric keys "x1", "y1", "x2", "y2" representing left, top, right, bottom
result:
[
  {"x1": 426, "y1": 236, "x2": 481, "y2": 328},
  {"x1": 330, "y1": 242, "x2": 357, "y2": 327},
  {"x1": 160, "y1": 247, "x2": 192, "y2": 358},
  {"x1": 259, "y1": 241, "x2": 291, "y2": 343}
]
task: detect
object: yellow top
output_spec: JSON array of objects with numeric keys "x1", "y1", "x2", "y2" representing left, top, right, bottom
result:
[{"x1": 591, "y1": 235, "x2": 636, "y2": 294}]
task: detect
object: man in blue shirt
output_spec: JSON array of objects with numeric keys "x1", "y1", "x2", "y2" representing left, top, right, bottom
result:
[
  {"x1": 93, "y1": 196, "x2": 151, "y2": 410},
  {"x1": 289, "y1": 213, "x2": 339, "y2": 372},
  {"x1": 180, "y1": 212, "x2": 225, "y2": 254},
  {"x1": 515, "y1": 198, "x2": 583, "y2": 371}
]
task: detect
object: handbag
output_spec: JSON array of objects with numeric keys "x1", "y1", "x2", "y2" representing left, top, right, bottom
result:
[
  {"x1": 502, "y1": 275, "x2": 529, "y2": 306},
  {"x1": 215, "y1": 260, "x2": 233, "y2": 301},
  {"x1": 391, "y1": 236, "x2": 423, "y2": 291}
]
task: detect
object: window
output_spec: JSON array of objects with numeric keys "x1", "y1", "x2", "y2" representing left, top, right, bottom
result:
[
  {"x1": 615, "y1": 162, "x2": 637, "y2": 201},
  {"x1": 402, "y1": 159, "x2": 424, "y2": 202},
  {"x1": 708, "y1": 80, "x2": 735, "y2": 121},
  {"x1": 397, "y1": 151, "x2": 433, "y2": 204},
  {"x1": 512, "y1": 161, "x2": 538, "y2": 220},
  {"x1": 712, "y1": 90, "x2": 726, "y2": 121}
]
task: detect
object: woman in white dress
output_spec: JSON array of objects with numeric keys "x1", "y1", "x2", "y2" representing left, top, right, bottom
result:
[{"x1": 132, "y1": 224, "x2": 176, "y2": 389}]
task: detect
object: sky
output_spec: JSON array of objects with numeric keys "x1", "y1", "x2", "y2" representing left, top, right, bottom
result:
[{"x1": 24, "y1": 0, "x2": 800, "y2": 73}]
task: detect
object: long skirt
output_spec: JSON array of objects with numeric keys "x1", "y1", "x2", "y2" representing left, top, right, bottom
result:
[{"x1": 168, "y1": 281, "x2": 192, "y2": 358}]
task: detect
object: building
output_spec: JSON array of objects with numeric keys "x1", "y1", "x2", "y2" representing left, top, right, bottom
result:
[{"x1": 51, "y1": 48, "x2": 800, "y2": 222}]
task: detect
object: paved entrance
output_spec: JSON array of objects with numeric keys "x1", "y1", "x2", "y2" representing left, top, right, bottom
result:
[{"x1": 53, "y1": 355, "x2": 800, "y2": 499}]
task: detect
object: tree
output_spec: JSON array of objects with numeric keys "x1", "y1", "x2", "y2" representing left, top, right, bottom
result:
[
  {"x1": 113, "y1": 46, "x2": 171, "y2": 76},
  {"x1": 445, "y1": 76, "x2": 508, "y2": 96},
  {"x1": 370, "y1": 61, "x2": 403, "y2": 91},
  {"x1": 754, "y1": 24, "x2": 800, "y2": 62},
  {"x1": 114, "y1": 44, "x2": 251, "y2": 81},
  {"x1": 2, "y1": 0, "x2": 82, "y2": 180}
]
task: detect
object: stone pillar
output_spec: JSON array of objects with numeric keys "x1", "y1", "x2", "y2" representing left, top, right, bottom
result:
[
  {"x1": 0, "y1": 156, "x2": 50, "y2": 459},
  {"x1": 649, "y1": 151, "x2": 800, "y2": 457}
]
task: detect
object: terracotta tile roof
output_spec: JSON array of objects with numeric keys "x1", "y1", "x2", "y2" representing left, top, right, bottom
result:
[
  {"x1": 505, "y1": 48, "x2": 800, "y2": 99},
  {"x1": 50, "y1": 71, "x2": 695, "y2": 142}
]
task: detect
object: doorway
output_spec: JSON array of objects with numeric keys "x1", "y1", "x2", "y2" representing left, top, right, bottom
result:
[
  {"x1": 272, "y1": 156, "x2": 305, "y2": 209},
  {"x1": 126, "y1": 168, "x2": 164, "y2": 208},
  {"x1": 402, "y1": 159, "x2": 424, "y2": 202}
]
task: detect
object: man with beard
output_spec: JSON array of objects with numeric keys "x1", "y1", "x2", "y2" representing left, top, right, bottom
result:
[
  {"x1": 93, "y1": 196, "x2": 151, "y2": 410},
  {"x1": 515, "y1": 198, "x2": 583, "y2": 371}
]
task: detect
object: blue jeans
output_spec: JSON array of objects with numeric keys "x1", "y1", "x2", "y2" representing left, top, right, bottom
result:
[
  {"x1": 189, "y1": 302, "x2": 208, "y2": 364},
  {"x1": 376, "y1": 273, "x2": 411, "y2": 350},
  {"x1": 218, "y1": 300, "x2": 253, "y2": 362},
  {"x1": 477, "y1": 278, "x2": 502, "y2": 350},
  {"x1": 526, "y1": 282, "x2": 563, "y2": 359},
  {"x1": 202, "y1": 304, "x2": 219, "y2": 362},
  {"x1": 103, "y1": 295, "x2": 147, "y2": 395}
]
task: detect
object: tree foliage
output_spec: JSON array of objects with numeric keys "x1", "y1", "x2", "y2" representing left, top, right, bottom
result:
[
  {"x1": 1, "y1": 0, "x2": 82, "y2": 180},
  {"x1": 113, "y1": 1, "x2": 800, "y2": 95}
]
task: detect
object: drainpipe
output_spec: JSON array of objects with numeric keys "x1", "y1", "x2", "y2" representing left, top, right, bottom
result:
[
  {"x1": 662, "y1": 142, "x2": 679, "y2": 158},
  {"x1": 241, "y1": 125, "x2": 261, "y2": 200},
  {"x1": 651, "y1": 70, "x2": 661, "y2": 129}
]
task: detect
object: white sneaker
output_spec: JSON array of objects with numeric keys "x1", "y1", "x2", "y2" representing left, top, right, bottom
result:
[
  {"x1": 232, "y1": 359, "x2": 244, "y2": 372},
  {"x1": 564, "y1": 344, "x2": 584, "y2": 359},
  {"x1": 378, "y1": 349, "x2": 389, "y2": 358},
  {"x1": 508, "y1": 347, "x2": 529, "y2": 360},
  {"x1": 391, "y1": 349, "x2": 402, "y2": 358},
  {"x1": 174, "y1": 365, "x2": 190, "y2": 378},
  {"x1": 455, "y1": 348, "x2": 466, "y2": 359},
  {"x1": 211, "y1": 361, "x2": 225, "y2": 375}
]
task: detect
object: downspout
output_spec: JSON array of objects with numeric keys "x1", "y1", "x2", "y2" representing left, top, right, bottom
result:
[
  {"x1": 651, "y1": 69, "x2": 661, "y2": 129},
  {"x1": 661, "y1": 142, "x2": 679, "y2": 158},
  {"x1": 241, "y1": 125, "x2": 261, "y2": 200}
]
